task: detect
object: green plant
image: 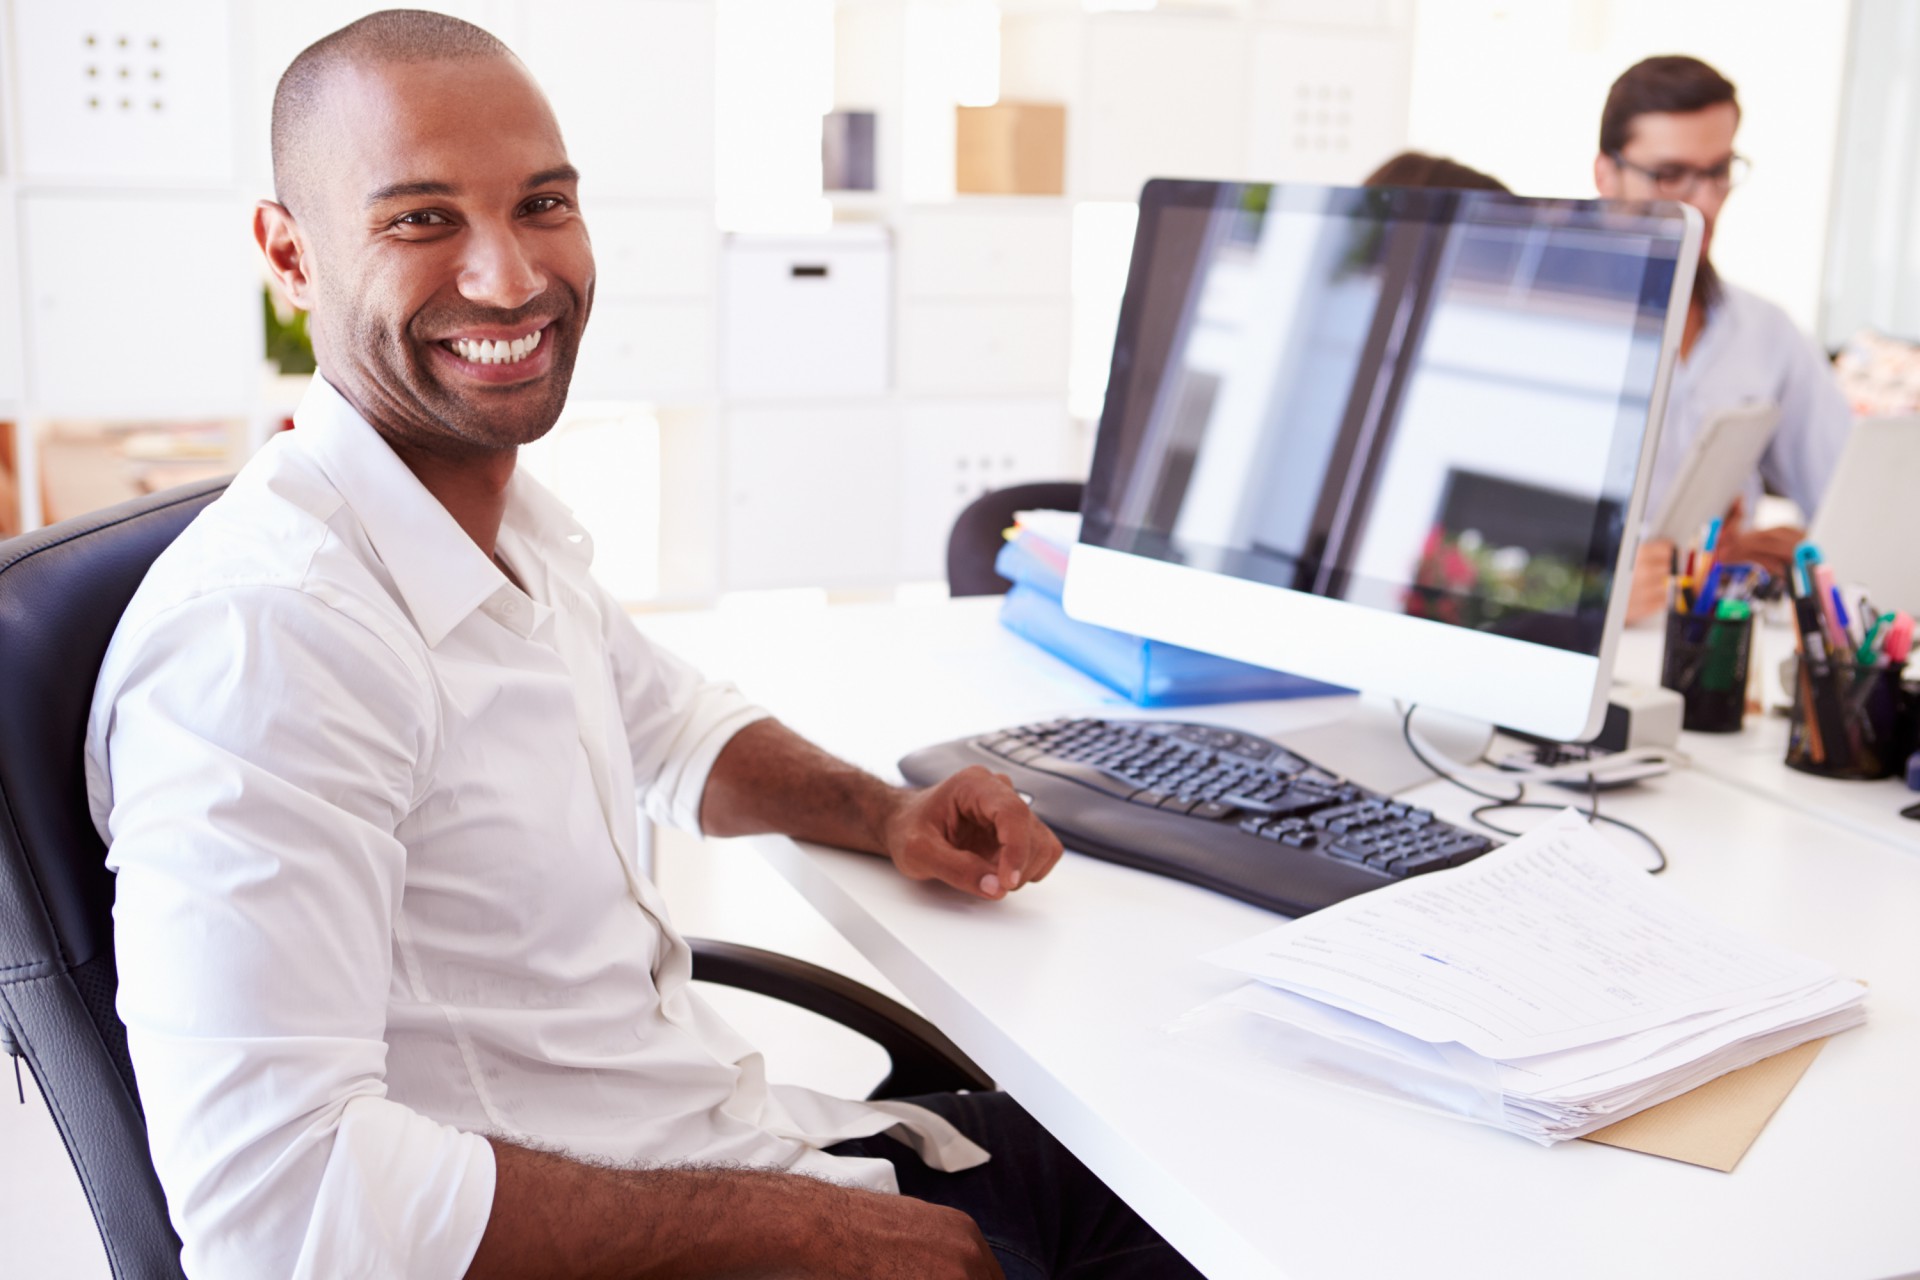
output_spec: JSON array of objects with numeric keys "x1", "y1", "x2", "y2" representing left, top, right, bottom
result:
[{"x1": 263, "y1": 286, "x2": 316, "y2": 376}]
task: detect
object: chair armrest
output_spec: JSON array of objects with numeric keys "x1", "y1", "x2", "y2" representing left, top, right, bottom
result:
[{"x1": 687, "y1": 938, "x2": 992, "y2": 1099}]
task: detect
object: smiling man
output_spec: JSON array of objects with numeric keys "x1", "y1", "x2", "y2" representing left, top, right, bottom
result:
[
  {"x1": 80, "y1": 11, "x2": 1209, "y2": 1280},
  {"x1": 1596, "y1": 55, "x2": 1853, "y2": 621}
]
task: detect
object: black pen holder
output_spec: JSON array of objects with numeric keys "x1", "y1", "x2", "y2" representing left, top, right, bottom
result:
[
  {"x1": 1661, "y1": 610, "x2": 1751, "y2": 733},
  {"x1": 1784, "y1": 656, "x2": 1904, "y2": 780}
]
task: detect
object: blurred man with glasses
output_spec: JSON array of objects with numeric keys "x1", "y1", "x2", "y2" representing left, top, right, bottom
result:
[{"x1": 1596, "y1": 55, "x2": 1851, "y2": 621}]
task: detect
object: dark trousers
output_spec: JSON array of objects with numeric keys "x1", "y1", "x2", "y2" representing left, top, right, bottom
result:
[{"x1": 827, "y1": 1090, "x2": 1205, "y2": 1280}]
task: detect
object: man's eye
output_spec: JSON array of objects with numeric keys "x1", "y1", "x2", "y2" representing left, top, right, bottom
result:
[
  {"x1": 1653, "y1": 168, "x2": 1692, "y2": 187},
  {"x1": 523, "y1": 196, "x2": 567, "y2": 216},
  {"x1": 395, "y1": 210, "x2": 452, "y2": 227}
]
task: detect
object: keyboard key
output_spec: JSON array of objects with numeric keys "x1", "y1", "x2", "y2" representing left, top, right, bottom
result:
[
  {"x1": 1325, "y1": 838, "x2": 1370, "y2": 863},
  {"x1": 1019, "y1": 756, "x2": 1143, "y2": 799},
  {"x1": 1389, "y1": 848, "x2": 1455, "y2": 876}
]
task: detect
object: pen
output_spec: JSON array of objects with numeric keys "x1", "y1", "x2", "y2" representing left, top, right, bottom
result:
[
  {"x1": 1813, "y1": 565, "x2": 1845, "y2": 653},
  {"x1": 1841, "y1": 585, "x2": 1874, "y2": 647},
  {"x1": 1887, "y1": 612, "x2": 1914, "y2": 667},
  {"x1": 1857, "y1": 614, "x2": 1890, "y2": 667},
  {"x1": 1788, "y1": 598, "x2": 1828, "y2": 765},
  {"x1": 1793, "y1": 542, "x2": 1822, "y2": 599},
  {"x1": 1693, "y1": 563, "x2": 1725, "y2": 617},
  {"x1": 1695, "y1": 520, "x2": 1716, "y2": 590}
]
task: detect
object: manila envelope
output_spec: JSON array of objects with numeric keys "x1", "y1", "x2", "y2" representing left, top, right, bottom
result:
[{"x1": 1580, "y1": 1037, "x2": 1826, "y2": 1172}]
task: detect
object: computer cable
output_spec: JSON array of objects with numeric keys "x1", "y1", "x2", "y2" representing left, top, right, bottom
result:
[{"x1": 1399, "y1": 704, "x2": 1669, "y2": 875}]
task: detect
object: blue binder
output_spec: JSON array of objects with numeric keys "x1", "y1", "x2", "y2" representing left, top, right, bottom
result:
[{"x1": 993, "y1": 539, "x2": 1346, "y2": 707}]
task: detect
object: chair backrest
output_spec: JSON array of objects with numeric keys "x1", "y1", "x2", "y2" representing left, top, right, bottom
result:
[
  {"x1": 0, "y1": 478, "x2": 229, "y2": 1280},
  {"x1": 945, "y1": 481, "x2": 1084, "y2": 597}
]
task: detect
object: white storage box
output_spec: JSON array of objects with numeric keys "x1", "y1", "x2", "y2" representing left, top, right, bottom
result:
[{"x1": 722, "y1": 228, "x2": 891, "y2": 399}]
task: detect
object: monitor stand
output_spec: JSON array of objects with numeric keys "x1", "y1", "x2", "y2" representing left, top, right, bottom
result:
[{"x1": 1272, "y1": 694, "x2": 1492, "y2": 796}]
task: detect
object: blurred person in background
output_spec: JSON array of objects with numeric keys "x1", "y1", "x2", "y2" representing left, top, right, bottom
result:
[
  {"x1": 1362, "y1": 150, "x2": 1509, "y2": 192},
  {"x1": 1596, "y1": 56, "x2": 1851, "y2": 621}
]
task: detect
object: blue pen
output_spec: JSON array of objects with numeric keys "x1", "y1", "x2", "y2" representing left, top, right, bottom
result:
[
  {"x1": 1693, "y1": 563, "x2": 1725, "y2": 616},
  {"x1": 1703, "y1": 516, "x2": 1723, "y2": 554},
  {"x1": 1830, "y1": 585, "x2": 1851, "y2": 642}
]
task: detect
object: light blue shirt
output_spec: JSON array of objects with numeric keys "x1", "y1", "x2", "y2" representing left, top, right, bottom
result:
[{"x1": 1643, "y1": 281, "x2": 1853, "y2": 531}]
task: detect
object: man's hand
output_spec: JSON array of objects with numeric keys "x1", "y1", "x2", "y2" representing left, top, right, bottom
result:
[
  {"x1": 1717, "y1": 496, "x2": 1802, "y2": 581},
  {"x1": 883, "y1": 766, "x2": 1065, "y2": 900},
  {"x1": 701, "y1": 720, "x2": 1063, "y2": 900},
  {"x1": 1626, "y1": 537, "x2": 1675, "y2": 625},
  {"x1": 811, "y1": 1177, "x2": 1007, "y2": 1280}
]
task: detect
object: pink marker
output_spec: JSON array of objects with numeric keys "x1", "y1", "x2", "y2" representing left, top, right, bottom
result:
[
  {"x1": 1886, "y1": 612, "x2": 1914, "y2": 666},
  {"x1": 1812, "y1": 565, "x2": 1846, "y2": 652}
]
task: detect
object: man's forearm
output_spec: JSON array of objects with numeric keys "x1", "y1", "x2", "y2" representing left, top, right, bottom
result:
[
  {"x1": 694, "y1": 716, "x2": 1065, "y2": 901},
  {"x1": 698, "y1": 717, "x2": 901, "y2": 851},
  {"x1": 466, "y1": 1138, "x2": 1001, "y2": 1279},
  {"x1": 467, "y1": 1140, "x2": 825, "y2": 1278}
]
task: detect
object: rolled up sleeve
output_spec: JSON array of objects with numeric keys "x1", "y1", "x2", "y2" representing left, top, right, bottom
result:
[
  {"x1": 601, "y1": 589, "x2": 768, "y2": 837},
  {"x1": 90, "y1": 586, "x2": 495, "y2": 1280}
]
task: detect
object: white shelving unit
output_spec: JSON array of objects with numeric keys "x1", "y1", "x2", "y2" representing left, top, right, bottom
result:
[
  {"x1": 696, "y1": 0, "x2": 1415, "y2": 595},
  {"x1": 1, "y1": 0, "x2": 258, "y2": 531}
]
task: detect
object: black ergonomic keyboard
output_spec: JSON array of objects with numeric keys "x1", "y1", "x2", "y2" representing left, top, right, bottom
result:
[{"x1": 899, "y1": 716, "x2": 1495, "y2": 917}]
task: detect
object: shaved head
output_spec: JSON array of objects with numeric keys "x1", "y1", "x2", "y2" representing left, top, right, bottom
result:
[{"x1": 271, "y1": 9, "x2": 515, "y2": 218}]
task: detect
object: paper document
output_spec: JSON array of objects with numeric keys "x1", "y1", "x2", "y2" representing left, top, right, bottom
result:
[
  {"x1": 1182, "y1": 810, "x2": 1866, "y2": 1145},
  {"x1": 1204, "y1": 809, "x2": 1837, "y2": 1059}
]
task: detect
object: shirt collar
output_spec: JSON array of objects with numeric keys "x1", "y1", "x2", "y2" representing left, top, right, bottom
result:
[{"x1": 293, "y1": 374, "x2": 589, "y2": 647}]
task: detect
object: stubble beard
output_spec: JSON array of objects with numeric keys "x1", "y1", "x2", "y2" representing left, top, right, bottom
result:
[{"x1": 334, "y1": 287, "x2": 587, "y2": 463}]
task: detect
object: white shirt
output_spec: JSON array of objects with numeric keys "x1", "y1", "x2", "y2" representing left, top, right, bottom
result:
[
  {"x1": 85, "y1": 376, "x2": 985, "y2": 1280},
  {"x1": 1643, "y1": 281, "x2": 1852, "y2": 531}
]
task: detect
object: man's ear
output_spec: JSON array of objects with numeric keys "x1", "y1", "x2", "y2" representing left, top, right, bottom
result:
[
  {"x1": 255, "y1": 200, "x2": 315, "y2": 311},
  {"x1": 1592, "y1": 153, "x2": 1619, "y2": 199}
]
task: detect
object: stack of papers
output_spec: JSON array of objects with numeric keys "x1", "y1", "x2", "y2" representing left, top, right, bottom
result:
[{"x1": 1186, "y1": 810, "x2": 1866, "y2": 1144}]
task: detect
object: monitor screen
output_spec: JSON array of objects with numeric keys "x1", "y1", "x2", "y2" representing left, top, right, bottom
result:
[{"x1": 1065, "y1": 180, "x2": 1699, "y2": 742}]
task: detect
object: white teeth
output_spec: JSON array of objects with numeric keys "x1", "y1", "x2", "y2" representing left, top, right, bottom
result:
[{"x1": 448, "y1": 328, "x2": 544, "y2": 365}]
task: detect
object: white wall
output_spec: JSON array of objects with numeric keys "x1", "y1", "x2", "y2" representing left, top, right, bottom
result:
[{"x1": 1405, "y1": 0, "x2": 1852, "y2": 335}]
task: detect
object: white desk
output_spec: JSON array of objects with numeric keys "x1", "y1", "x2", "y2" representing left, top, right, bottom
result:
[{"x1": 638, "y1": 598, "x2": 1920, "y2": 1280}]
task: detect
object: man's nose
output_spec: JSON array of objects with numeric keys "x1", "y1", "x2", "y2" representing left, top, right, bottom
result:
[{"x1": 458, "y1": 222, "x2": 545, "y2": 310}]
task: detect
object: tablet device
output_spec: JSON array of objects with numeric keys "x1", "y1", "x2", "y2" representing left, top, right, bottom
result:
[
  {"x1": 1808, "y1": 414, "x2": 1920, "y2": 616},
  {"x1": 1647, "y1": 403, "x2": 1780, "y2": 543},
  {"x1": 1643, "y1": 401, "x2": 1774, "y2": 541}
]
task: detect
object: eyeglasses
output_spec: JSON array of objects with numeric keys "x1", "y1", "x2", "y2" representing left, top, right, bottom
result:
[{"x1": 1609, "y1": 152, "x2": 1751, "y2": 199}]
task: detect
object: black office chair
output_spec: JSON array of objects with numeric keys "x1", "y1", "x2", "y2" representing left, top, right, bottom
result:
[
  {"x1": 946, "y1": 481, "x2": 1085, "y2": 597},
  {"x1": 0, "y1": 479, "x2": 990, "y2": 1280}
]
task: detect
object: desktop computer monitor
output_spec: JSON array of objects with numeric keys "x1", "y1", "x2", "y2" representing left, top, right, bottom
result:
[{"x1": 1064, "y1": 180, "x2": 1700, "y2": 749}]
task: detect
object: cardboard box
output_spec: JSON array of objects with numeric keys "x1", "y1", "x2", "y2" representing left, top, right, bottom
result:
[
  {"x1": 956, "y1": 101, "x2": 1065, "y2": 195},
  {"x1": 0, "y1": 423, "x2": 18, "y2": 538}
]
